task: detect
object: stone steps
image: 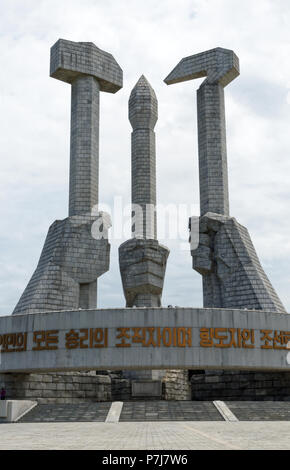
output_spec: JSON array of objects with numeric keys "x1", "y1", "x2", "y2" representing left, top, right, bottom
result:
[
  {"x1": 18, "y1": 400, "x2": 223, "y2": 423},
  {"x1": 17, "y1": 401, "x2": 290, "y2": 423},
  {"x1": 119, "y1": 401, "x2": 223, "y2": 421},
  {"x1": 226, "y1": 401, "x2": 290, "y2": 421},
  {"x1": 19, "y1": 402, "x2": 112, "y2": 423}
]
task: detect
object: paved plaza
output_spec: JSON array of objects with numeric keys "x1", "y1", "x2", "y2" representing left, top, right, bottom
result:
[
  {"x1": 0, "y1": 420, "x2": 290, "y2": 450},
  {"x1": 0, "y1": 401, "x2": 289, "y2": 450}
]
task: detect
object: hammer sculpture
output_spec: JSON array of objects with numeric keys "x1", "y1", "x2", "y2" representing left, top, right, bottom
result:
[
  {"x1": 50, "y1": 39, "x2": 123, "y2": 216},
  {"x1": 13, "y1": 40, "x2": 123, "y2": 314},
  {"x1": 165, "y1": 48, "x2": 285, "y2": 312}
]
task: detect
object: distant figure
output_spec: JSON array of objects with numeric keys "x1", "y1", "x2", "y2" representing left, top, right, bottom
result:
[{"x1": 0, "y1": 387, "x2": 6, "y2": 400}]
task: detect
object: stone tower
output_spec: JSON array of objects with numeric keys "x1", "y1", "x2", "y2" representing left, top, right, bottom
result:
[
  {"x1": 165, "y1": 47, "x2": 287, "y2": 401},
  {"x1": 13, "y1": 39, "x2": 123, "y2": 315},
  {"x1": 118, "y1": 77, "x2": 190, "y2": 398},
  {"x1": 165, "y1": 47, "x2": 286, "y2": 313},
  {"x1": 119, "y1": 75, "x2": 168, "y2": 386},
  {"x1": 119, "y1": 75, "x2": 169, "y2": 308}
]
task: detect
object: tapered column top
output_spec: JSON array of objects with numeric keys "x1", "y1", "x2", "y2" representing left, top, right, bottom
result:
[{"x1": 129, "y1": 75, "x2": 158, "y2": 130}]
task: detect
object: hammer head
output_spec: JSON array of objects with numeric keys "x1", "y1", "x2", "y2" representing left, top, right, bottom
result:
[
  {"x1": 164, "y1": 47, "x2": 239, "y2": 87},
  {"x1": 50, "y1": 39, "x2": 123, "y2": 93}
]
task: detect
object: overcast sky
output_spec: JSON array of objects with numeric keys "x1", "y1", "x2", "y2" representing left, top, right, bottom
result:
[{"x1": 1, "y1": 0, "x2": 290, "y2": 315}]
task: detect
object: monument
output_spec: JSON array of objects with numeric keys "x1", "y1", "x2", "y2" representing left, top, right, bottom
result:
[
  {"x1": 118, "y1": 76, "x2": 187, "y2": 395},
  {"x1": 0, "y1": 42, "x2": 290, "y2": 405},
  {"x1": 165, "y1": 47, "x2": 288, "y2": 399},
  {"x1": 165, "y1": 47, "x2": 285, "y2": 313},
  {"x1": 13, "y1": 39, "x2": 123, "y2": 315}
]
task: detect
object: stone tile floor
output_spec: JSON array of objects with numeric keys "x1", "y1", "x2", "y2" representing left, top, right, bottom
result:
[
  {"x1": 2, "y1": 401, "x2": 290, "y2": 449},
  {"x1": 1, "y1": 421, "x2": 290, "y2": 450}
]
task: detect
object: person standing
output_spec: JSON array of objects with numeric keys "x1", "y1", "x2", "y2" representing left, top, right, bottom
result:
[{"x1": 0, "y1": 387, "x2": 6, "y2": 400}]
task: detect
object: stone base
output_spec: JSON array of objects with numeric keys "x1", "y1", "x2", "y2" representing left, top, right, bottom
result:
[
  {"x1": 112, "y1": 370, "x2": 191, "y2": 401},
  {"x1": 190, "y1": 370, "x2": 290, "y2": 401},
  {"x1": 3, "y1": 369, "x2": 289, "y2": 403},
  {"x1": 0, "y1": 369, "x2": 190, "y2": 403},
  {"x1": 0, "y1": 372, "x2": 111, "y2": 404}
]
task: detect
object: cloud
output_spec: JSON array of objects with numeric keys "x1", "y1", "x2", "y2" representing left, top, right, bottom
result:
[{"x1": 1, "y1": 0, "x2": 290, "y2": 315}]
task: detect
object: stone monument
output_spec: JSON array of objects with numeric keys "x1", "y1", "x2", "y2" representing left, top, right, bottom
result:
[
  {"x1": 165, "y1": 47, "x2": 288, "y2": 400},
  {"x1": 13, "y1": 39, "x2": 123, "y2": 315},
  {"x1": 6, "y1": 39, "x2": 124, "y2": 403},
  {"x1": 118, "y1": 76, "x2": 189, "y2": 398},
  {"x1": 165, "y1": 47, "x2": 285, "y2": 312},
  {"x1": 8, "y1": 42, "x2": 190, "y2": 402},
  {"x1": 2, "y1": 42, "x2": 289, "y2": 405}
]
